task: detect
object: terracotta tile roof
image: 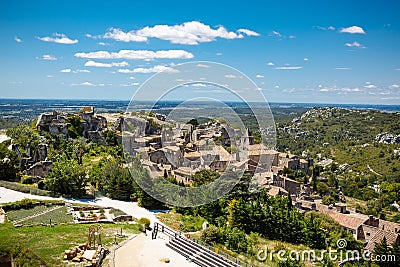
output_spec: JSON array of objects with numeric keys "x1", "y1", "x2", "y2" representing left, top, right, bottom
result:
[
  {"x1": 327, "y1": 212, "x2": 365, "y2": 230},
  {"x1": 365, "y1": 229, "x2": 399, "y2": 252},
  {"x1": 379, "y1": 220, "x2": 400, "y2": 233}
]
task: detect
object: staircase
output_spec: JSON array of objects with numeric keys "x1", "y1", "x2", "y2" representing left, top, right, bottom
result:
[{"x1": 153, "y1": 222, "x2": 251, "y2": 267}]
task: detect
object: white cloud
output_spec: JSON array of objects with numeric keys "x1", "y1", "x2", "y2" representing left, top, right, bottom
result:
[
  {"x1": 379, "y1": 91, "x2": 391, "y2": 95},
  {"x1": 274, "y1": 85, "x2": 280, "y2": 89},
  {"x1": 196, "y1": 63, "x2": 210, "y2": 68},
  {"x1": 345, "y1": 41, "x2": 366, "y2": 48},
  {"x1": 216, "y1": 53, "x2": 222, "y2": 56},
  {"x1": 60, "y1": 68, "x2": 72, "y2": 73},
  {"x1": 98, "y1": 42, "x2": 110, "y2": 46},
  {"x1": 340, "y1": 26, "x2": 366, "y2": 34},
  {"x1": 38, "y1": 33, "x2": 78, "y2": 44},
  {"x1": 187, "y1": 83, "x2": 207, "y2": 87},
  {"x1": 389, "y1": 84, "x2": 400, "y2": 89},
  {"x1": 117, "y1": 69, "x2": 135, "y2": 74},
  {"x1": 42, "y1": 54, "x2": 57, "y2": 60},
  {"x1": 74, "y1": 69, "x2": 90, "y2": 73},
  {"x1": 256, "y1": 75, "x2": 264, "y2": 78},
  {"x1": 224, "y1": 74, "x2": 237, "y2": 78},
  {"x1": 80, "y1": 82, "x2": 96, "y2": 86},
  {"x1": 101, "y1": 21, "x2": 252, "y2": 45},
  {"x1": 341, "y1": 87, "x2": 361, "y2": 92},
  {"x1": 14, "y1": 37, "x2": 22, "y2": 43},
  {"x1": 288, "y1": 35, "x2": 296, "y2": 39},
  {"x1": 84, "y1": 60, "x2": 129, "y2": 67},
  {"x1": 270, "y1": 31, "x2": 281, "y2": 37},
  {"x1": 304, "y1": 58, "x2": 309, "y2": 61},
  {"x1": 46, "y1": 75, "x2": 54, "y2": 78},
  {"x1": 364, "y1": 84, "x2": 377, "y2": 89},
  {"x1": 103, "y1": 28, "x2": 148, "y2": 42},
  {"x1": 275, "y1": 66, "x2": 303, "y2": 70},
  {"x1": 267, "y1": 62, "x2": 275, "y2": 66},
  {"x1": 316, "y1": 26, "x2": 336, "y2": 31},
  {"x1": 237, "y1": 29, "x2": 260, "y2": 36},
  {"x1": 118, "y1": 65, "x2": 179, "y2": 74},
  {"x1": 319, "y1": 85, "x2": 361, "y2": 92},
  {"x1": 334, "y1": 67, "x2": 351, "y2": 70},
  {"x1": 74, "y1": 49, "x2": 194, "y2": 60}
]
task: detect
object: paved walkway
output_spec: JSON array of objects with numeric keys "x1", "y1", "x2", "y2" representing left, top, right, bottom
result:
[{"x1": 114, "y1": 233, "x2": 198, "y2": 267}]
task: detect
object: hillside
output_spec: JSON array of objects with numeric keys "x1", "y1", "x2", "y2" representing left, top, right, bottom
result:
[{"x1": 276, "y1": 107, "x2": 400, "y2": 177}]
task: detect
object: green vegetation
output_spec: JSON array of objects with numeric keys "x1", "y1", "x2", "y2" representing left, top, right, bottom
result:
[
  {"x1": 276, "y1": 108, "x2": 400, "y2": 177},
  {"x1": 44, "y1": 155, "x2": 87, "y2": 198},
  {"x1": 0, "y1": 222, "x2": 141, "y2": 266},
  {"x1": 0, "y1": 142, "x2": 19, "y2": 180},
  {"x1": 0, "y1": 180, "x2": 53, "y2": 196},
  {"x1": 66, "y1": 115, "x2": 83, "y2": 139},
  {"x1": 7, "y1": 205, "x2": 73, "y2": 225},
  {"x1": 6, "y1": 124, "x2": 40, "y2": 155},
  {"x1": 138, "y1": 217, "x2": 151, "y2": 229}
]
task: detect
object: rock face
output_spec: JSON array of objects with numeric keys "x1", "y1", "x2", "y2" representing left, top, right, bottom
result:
[
  {"x1": 376, "y1": 133, "x2": 400, "y2": 144},
  {"x1": 36, "y1": 106, "x2": 108, "y2": 144}
]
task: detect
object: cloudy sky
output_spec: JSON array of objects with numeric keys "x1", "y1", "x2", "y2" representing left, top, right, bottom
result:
[{"x1": 1, "y1": 0, "x2": 400, "y2": 104}]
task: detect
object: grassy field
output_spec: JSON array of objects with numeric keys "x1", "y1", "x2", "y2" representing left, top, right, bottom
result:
[
  {"x1": 0, "y1": 222, "x2": 141, "y2": 266},
  {"x1": 6, "y1": 205, "x2": 74, "y2": 225},
  {"x1": 157, "y1": 211, "x2": 205, "y2": 232}
]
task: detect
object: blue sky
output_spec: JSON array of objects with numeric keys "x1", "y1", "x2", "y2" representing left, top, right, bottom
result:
[{"x1": 1, "y1": 0, "x2": 400, "y2": 104}]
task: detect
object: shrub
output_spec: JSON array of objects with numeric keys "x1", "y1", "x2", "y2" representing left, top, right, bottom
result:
[
  {"x1": 21, "y1": 176, "x2": 34, "y2": 185},
  {"x1": 138, "y1": 217, "x2": 151, "y2": 229},
  {"x1": 37, "y1": 180, "x2": 45, "y2": 190},
  {"x1": 201, "y1": 225, "x2": 222, "y2": 244}
]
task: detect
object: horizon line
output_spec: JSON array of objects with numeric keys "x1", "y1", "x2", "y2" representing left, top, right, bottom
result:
[{"x1": 0, "y1": 97, "x2": 399, "y2": 107}]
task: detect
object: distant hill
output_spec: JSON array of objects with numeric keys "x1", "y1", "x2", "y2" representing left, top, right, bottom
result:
[{"x1": 276, "y1": 107, "x2": 400, "y2": 177}]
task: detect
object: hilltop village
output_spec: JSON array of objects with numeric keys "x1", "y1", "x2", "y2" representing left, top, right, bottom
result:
[
  {"x1": 2, "y1": 106, "x2": 400, "y2": 265},
  {"x1": 16, "y1": 106, "x2": 310, "y2": 196}
]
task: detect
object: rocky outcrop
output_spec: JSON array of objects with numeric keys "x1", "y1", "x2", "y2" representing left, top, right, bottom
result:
[
  {"x1": 36, "y1": 106, "x2": 108, "y2": 144},
  {"x1": 376, "y1": 133, "x2": 400, "y2": 144}
]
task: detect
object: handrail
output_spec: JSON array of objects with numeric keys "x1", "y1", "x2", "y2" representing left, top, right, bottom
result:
[{"x1": 152, "y1": 222, "x2": 252, "y2": 267}]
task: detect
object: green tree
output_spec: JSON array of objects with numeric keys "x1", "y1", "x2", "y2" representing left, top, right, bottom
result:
[
  {"x1": 201, "y1": 225, "x2": 222, "y2": 244},
  {"x1": 66, "y1": 115, "x2": 83, "y2": 138},
  {"x1": 103, "y1": 130, "x2": 119, "y2": 146},
  {"x1": 303, "y1": 213, "x2": 326, "y2": 249},
  {"x1": 44, "y1": 155, "x2": 87, "y2": 197},
  {"x1": 192, "y1": 169, "x2": 219, "y2": 186},
  {"x1": 227, "y1": 198, "x2": 247, "y2": 229},
  {"x1": 6, "y1": 125, "x2": 40, "y2": 155},
  {"x1": 0, "y1": 143, "x2": 19, "y2": 180},
  {"x1": 322, "y1": 195, "x2": 336, "y2": 205},
  {"x1": 316, "y1": 182, "x2": 330, "y2": 196},
  {"x1": 374, "y1": 237, "x2": 390, "y2": 267},
  {"x1": 187, "y1": 118, "x2": 199, "y2": 128}
]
